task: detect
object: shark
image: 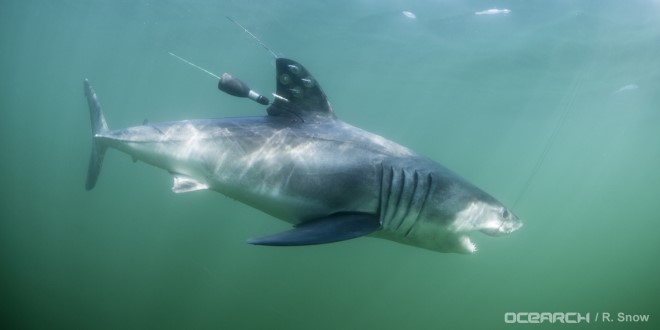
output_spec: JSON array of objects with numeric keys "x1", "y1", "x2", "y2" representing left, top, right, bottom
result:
[{"x1": 84, "y1": 58, "x2": 522, "y2": 253}]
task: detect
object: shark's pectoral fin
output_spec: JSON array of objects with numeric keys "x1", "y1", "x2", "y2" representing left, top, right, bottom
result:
[
  {"x1": 171, "y1": 175, "x2": 208, "y2": 193},
  {"x1": 247, "y1": 212, "x2": 380, "y2": 246}
]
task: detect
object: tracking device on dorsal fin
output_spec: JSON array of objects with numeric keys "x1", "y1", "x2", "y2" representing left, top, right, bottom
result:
[
  {"x1": 168, "y1": 52, "x2": 270, "y2": 106},
  {"x1": 267, "y1": 58, "x2": 335, "y2": 120},
  {"x1": 218, "y1": 73, "x2": 269, "y2": 105},
  {"x1": 225, "y1": 17, "x2": 333, "y2": 120}
]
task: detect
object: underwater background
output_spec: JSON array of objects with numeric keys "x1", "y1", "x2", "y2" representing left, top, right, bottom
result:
[{"x1": 1, "y1": 0, "x2": 659, "y2": 329}]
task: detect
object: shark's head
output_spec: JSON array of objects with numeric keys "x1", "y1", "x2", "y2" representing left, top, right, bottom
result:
[
  {"x1": 482, "y1": 205, "x2": 522, "y2": 236},
  {"x1": 454, "y1": 201, "x2": 522, "y2": 237},
  {"x1": 439, "y1": 182, "x2": 522, "y2": 253},
  {"x1": 379, "y1": 169, "x2": 523, "y2": 254}
]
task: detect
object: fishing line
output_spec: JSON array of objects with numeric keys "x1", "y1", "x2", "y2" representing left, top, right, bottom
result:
[{"x1": 512, "y1": 69, "x2": 585, "y2": 209}]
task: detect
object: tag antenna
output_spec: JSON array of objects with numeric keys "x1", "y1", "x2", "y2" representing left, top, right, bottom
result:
[
  {"x1": 168, "y1": 52, "x2": 220, "y2": 80},
  {"x1": 226, "y1": 16, "x2": 279, "y2": 59}
]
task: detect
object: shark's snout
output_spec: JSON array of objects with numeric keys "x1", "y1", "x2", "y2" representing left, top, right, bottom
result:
[
  {"x1": 501, "y1": 212, "x2": 523, "y2": 234},
  {"x1": 480, "y1": 208, "x2": 522, "y2": 237}
]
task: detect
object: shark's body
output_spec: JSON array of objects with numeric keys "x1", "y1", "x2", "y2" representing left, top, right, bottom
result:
[{"x1": 85, "y1": 58, "x2": 521, "y2": 253}]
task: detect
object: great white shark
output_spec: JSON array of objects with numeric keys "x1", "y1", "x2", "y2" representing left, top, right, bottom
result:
[{"x1": 84, "y1": 58, "x2": 521, "y2": 253}]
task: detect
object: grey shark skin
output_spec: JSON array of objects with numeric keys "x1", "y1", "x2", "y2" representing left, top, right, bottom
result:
[{"x1": 84, "y1": 58, "x2": 521, "y2": 254}]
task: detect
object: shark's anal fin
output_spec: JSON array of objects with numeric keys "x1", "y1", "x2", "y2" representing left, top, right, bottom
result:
[
  {"x1": 267, "y1": 58, "x2": 335, "y2": 121},
  {"x1": 172, "y1": 175, "x2": 208, "y2": 193},
  {"x1": 247, "y1": 213, "x2": 380, "y2": 246}
]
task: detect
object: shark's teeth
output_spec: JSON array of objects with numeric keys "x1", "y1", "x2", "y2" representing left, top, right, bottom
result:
[{"x1": 460, "y1": 235, "x2": 478, "y2": 254}]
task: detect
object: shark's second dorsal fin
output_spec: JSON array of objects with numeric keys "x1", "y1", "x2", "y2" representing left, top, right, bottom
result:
[{"x1": 267, "y1": 58, "x2": 335, "y2": 121}]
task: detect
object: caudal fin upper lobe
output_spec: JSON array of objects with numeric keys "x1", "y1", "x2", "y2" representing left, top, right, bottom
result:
[{"x1": 84, "y1": 79, "x2": 109, "y2": 190}]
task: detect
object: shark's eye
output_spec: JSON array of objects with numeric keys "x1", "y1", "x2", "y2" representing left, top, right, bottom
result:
[{"x1": 502, "y1": 209, "x2": 509, "y2": 218}]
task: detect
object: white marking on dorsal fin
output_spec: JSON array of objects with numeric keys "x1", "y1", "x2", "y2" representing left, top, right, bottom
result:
[
  {"x1": 172, "y1": 175, "x2": 208, "y2": 193},
  {"x1": 272, "y1": 93, "x2": 289, "y2": 102}
]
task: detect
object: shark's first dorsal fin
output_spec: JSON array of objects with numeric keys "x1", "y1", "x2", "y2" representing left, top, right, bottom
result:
[{"x1": 267, "y1": 58, "x2": 335, "y2": 120}]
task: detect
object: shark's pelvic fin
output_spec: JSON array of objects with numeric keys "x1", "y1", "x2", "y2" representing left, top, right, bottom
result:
[
  {"x1": 267, "y1": 58, "x2": 335, "y2": 121},
  {"x1": 172, "y1": 175, "x2": 209, "y2": 193},
  {"x1": 247, "y1": 212, "x2": 380, "y2": 246},
  {"x1": 84, "y1": 79, "x2": 109, "y2": 190}
]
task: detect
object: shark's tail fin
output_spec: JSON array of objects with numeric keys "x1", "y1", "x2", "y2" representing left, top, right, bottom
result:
[{"x1": 84, "y1": 79, "x2": 109, "y2": 190}]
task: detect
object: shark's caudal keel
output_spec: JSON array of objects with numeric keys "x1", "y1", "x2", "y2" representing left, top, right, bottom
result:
[{"x1": 84, "y1": 58, "x2": 521, "y2": 254}]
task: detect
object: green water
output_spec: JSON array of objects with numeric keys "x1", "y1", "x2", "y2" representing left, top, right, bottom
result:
[{"x1": 1, "y1": 0, "x2": 659, "y2": 329}]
